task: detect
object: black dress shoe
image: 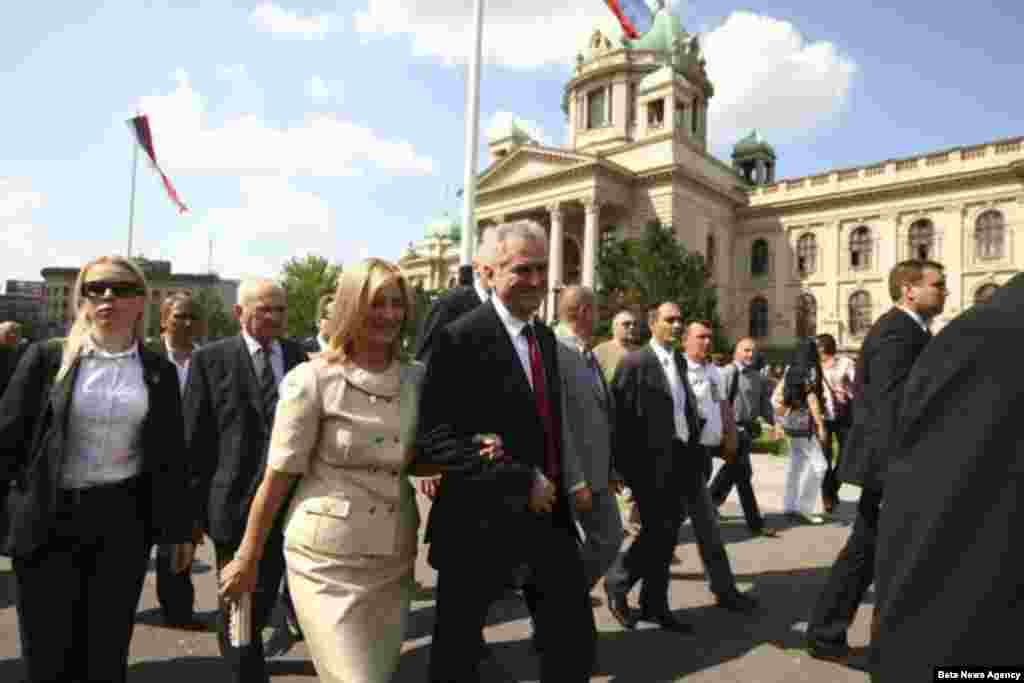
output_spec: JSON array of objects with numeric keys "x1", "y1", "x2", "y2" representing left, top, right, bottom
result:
[
  {"x1": 604, "y1": 584, "x2": 636, "y2": 630},
  {"x1": 806, "y1": 638, "x2": 850, "y2": 660},
  {"x1": 715, "y1": 591, "x2": 758, "y2": 614},
  {"x1": 751, "y1": 526, "x2": 780, "y2": 538},
  {"x1": 638, "y1": 609, "x2": 695, "y2": 635},
  {"x1": 164, "y1": 614, "x2": 207, "y2": 631}
]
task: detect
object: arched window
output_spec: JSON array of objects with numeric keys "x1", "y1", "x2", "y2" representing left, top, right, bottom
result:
[
  {"x1": 751, "y1": 239, "x2": 769, "y2": 277},
  {"x1": 908, "y1": 219, "x2": 935, "y2": 260},
  {"x1": 848, "y1": 291, "x2": 872, "y2": 336},
  {"x1": 706, "y1": 232, "x2": 716, "y2": 274},
  {"x1": 975, "y1": 209, "x2": 1005, "y2": 260},
  {"x1": 797, "y1": 233, "x2": 817, "y2": 276},
  {"x1": 849, "y1": 226, "x2": 872, "y2": 270},
  {"x1": 974, "y1": 283, "x2": 999, "y2": 305},
  {"x1": 795, "y1": 293, "x2": 817, "y2": 338},
  {"x1": 749, "y1": 297, "x2": 769, "y2": 338}
]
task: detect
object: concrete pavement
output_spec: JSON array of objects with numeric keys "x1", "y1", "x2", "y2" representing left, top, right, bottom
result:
[{"x1": 0, "y1": 452, "x2": 873, "y2": 682}]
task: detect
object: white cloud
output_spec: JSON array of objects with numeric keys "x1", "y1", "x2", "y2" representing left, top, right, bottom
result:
[
  {"x1": 702, "y1": 11, "x2": 857, "y2": 150},
  {"x1": 250, "y1": 2, "x2": 337, "y2": 39},
  {"x1": 157, "y1": 176, "x2": 358, "y2": 279},
  {"x1": 353, "y1": 0, "x2": 622, "y2": 69},
  {"x1": 305, "y1": 75, "x2": 330, "y2": 101},
  {"x1": 137, "y1": 69, "x2": 436, "y2": 177},
  {"x1": 485, "y1": 111, "x2": 551, "y2": 146},
  {"x1": 0, "y1": 179, "x2": 76, "y2": 281}
]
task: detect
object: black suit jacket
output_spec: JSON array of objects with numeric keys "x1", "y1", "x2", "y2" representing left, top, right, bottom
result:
[
  {"x1": 413, "y1": 285, "x2": 485, "y2": 364},
  {"x1": 0, "y1": 339, "x2": 192, "y2": 559},
  {"x1": 0, "y1": 345, "x2": 23, "y2": 400},
  {"x1": 871, "y1": 275, "x2": 1024, "y2": 681},
  {"x1": 611, "y1": 345, "x2": 702, "y2": 496},
  {"x1": 183, "y1": 335, "x2": 307, "y2": 546},
  {"x1": 413, "y1": 300, "x2": 574, "y2": 570},
  {"x1": 838, "y1": 307, "x2": 930, "y2": 491}
]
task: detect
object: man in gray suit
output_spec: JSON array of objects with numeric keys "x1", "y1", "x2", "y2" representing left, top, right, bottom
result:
[
  {"x1": 709, "y1": 337, "x2": 777, "y2": 537},
  {"x1": 555, "y1": 286, "x2": 626, "y2": 593}
]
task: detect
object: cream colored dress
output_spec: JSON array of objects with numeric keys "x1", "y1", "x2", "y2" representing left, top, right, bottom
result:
[{"x1": 268, "y1": 358, "x2": 420, "y2": 683}]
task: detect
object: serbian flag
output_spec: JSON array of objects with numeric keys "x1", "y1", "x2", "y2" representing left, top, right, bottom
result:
[
  {"x1": 127, "y1": 114, "x2": 188, "y2": 213},
  {"x1": 603, "y1": 0, "x2": 656, "y2": 40}
]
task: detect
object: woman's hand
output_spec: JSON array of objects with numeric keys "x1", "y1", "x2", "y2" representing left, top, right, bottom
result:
[
  {"x1": 219, "y1": 554, "x2": 260, "y2": 601},
  {"x1": 172, "y1": 542, "x2": 196, "y2": 575}
]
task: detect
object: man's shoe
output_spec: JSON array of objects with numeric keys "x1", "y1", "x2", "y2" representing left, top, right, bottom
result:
[
  {"x1": 751, "y1": 526, "x2": 780, "y2": 538},
  {"x1": 638, "y1": 609, "x2": 695, "y2": 635},
  {"x1": 806, "y1": 638, "x2": 850, "y2": 660},
  {"x1": 715, "y1": 591, "x2": 758, "y2": 614},
  {"x1": 604, "y1": 584, "x2": 636, "y2": 630}
]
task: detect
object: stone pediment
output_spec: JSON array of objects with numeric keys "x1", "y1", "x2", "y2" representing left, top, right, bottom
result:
[{"x1": 478, "y1": 146, "x2": 596, "y2": 191}]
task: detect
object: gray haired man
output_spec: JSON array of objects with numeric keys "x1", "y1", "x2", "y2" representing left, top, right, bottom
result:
[{"x1": 556, "y1": 285, "x2": 626, "y2": 593}]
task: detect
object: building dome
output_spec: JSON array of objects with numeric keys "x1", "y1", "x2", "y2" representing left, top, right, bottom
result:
[
  {"x1": 486, "y1": 116, "x2": 532, "y2": 144},
  {"x1": 733, "y1": 130, "x2": 776, "y2": 158},
  {"x1": 624, "y1": 5, "x2": 686, "y2": 53}
]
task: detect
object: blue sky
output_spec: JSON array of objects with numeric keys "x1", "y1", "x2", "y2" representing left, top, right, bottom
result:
[{"x1": 1, "y1": 0, "x2": 1021, "y2": 284}]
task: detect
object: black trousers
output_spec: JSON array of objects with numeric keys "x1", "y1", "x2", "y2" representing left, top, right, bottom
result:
[
  {"x1": 606, "y1": 440, "x2": 693, "y2": 613},
  {"x1": 213, "y1": 522, "x2": 287, "y2": 683},
  {"x1": 807, "y1": 486, "x2": 882, "y2": 647},
  {"x1": 13, "y1": 478, "x2": 151, "y2": 683},
  {"x1": 156, "y1": 543, "x2": 196, "y2": 622},
  {"x1": 708, "y1": 435, "x2": 766, "y2": 531},
  {"x1": 429, "y1": 515, "x2": 595, "y2": 683},
  {"x1": 821, "y1": 419, "x2": 851, "y2": 508},
  {"x1": 678, "y1": 447, "x2": 739, "y2": 598}
]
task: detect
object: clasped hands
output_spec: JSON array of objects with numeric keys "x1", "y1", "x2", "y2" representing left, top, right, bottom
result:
[{"x1": 418, "y1": 433, "x2": 507, "y2": 499}]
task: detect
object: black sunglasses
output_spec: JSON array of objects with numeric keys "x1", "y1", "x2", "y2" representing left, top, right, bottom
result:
[{"x1": 81, "y1": 280, "x2": 146, "y2": 299}]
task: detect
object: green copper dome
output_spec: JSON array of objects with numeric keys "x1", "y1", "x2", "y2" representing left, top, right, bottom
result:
[
  {"x1": 624, "y1": 6, "x2": 686, "y2": 53},
  {"x1": 733, "y1": 130, "x2": 776, "y2": 158},
  {"x1": 425, "y1": 213, "x2": 461, "y2": 242}
]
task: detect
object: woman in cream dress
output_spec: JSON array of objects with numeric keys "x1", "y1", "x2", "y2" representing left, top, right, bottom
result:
[{"x1": 220, "y1": 258, "x2": 497, "y2": 682}]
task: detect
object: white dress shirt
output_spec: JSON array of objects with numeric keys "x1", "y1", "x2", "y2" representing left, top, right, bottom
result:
[
  {"x1": 474, "y1": 279, "x2": 491, "y2": 305},
  {"x1": 649, "y1": 339, "x2": 690, "y2": 444},
  {"x1": 492, "y1": 295, "x2": 533, "y2": 389},
  {"x1": 242, "y1": 330, "x2": 284, "y2": 384},
  {"x1": 61, "y1": 338, "x2": 149, "y2": 489},
  {"x1": 686, "y1": 357, "x2": 724, "y2": 446},
  {"x1": 163, "y1": 336, "x2": 197, "y2": 396}
]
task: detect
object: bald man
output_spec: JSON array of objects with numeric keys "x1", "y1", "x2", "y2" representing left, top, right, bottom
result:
[{"x1": 184, "y1": 279, "x2": 308, "y2": 683}]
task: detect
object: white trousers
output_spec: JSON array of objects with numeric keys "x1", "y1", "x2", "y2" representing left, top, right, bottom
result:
[{"x1": 783, "y1": 435, "x2": 828, "y2": 515}]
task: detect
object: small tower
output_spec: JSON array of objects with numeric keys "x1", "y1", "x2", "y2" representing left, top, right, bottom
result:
[
  {"x1": 732, "y1": 130, "x2": 777, "y2": 185},
  {"x1": 487, "y1": 118, "x2": 532, "y2": 162}
]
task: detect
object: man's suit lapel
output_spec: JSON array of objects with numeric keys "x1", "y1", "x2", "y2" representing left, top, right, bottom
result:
[
  {"x1": 482, "y1": 302, "x2": 534, "y2": 401},
  {"x1": 674, "y1": 350, "x2": 701, "y2": 440},
  {"x1": 642, "y1": 346, "x2": 672, "y2": 398},
  {"x1": 234, "y1": 335, "x2": 266, "y2": 422}
]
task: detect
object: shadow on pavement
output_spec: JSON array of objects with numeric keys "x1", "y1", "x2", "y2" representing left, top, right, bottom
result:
[
  {"x1": 133, "y1": 607, "x2": 219, "y2": 631},
  {"x1": 129, "y1": 656, "x2": 317, "y2": 679}
]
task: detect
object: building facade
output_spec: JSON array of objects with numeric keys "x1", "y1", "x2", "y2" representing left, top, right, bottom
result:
[
  {"x1": 399, "y1": 10, "x2": 1023, "y2": 350},
  {"x1": 41, "y1": 258, "x2": 239, "y2": 339}
]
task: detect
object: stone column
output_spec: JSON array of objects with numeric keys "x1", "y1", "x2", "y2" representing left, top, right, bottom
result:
[
  {"x1": 774, "y1": 231, "x2": 788, "y2": 343},
  {"x1": 546, "y1": 202, "x2": 565, "y2": 322},
  {"x1": 582, "y1": 199, "x2": 601, "y2": 288}
]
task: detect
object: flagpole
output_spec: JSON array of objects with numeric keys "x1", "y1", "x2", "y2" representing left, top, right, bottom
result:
[
  {"x1": 127, "y1": 139, "x2": 139, "y2": 257},
  {"x1": 458, "y1": 0, "x2": 485, "y2": 286}
]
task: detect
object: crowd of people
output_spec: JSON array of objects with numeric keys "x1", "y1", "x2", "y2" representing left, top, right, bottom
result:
[{"x1": 0, "y1": 221, "x2": 1019, "y2": 682}]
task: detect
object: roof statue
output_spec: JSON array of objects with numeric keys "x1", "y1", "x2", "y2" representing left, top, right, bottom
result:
[{"x1": 733, "y1": 130, "x2": 777, "y2": 158}]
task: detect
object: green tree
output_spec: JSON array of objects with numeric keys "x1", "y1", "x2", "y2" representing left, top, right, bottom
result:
[
  {"x1": 280, "y1": 255, "x2": 343, "y2": 340},
  {"x1": 596, "y1": 219, "x2": 729, "y2": 351},
  {"x1": 193, "y1": 287, "x2": 239, "y2": 341}
]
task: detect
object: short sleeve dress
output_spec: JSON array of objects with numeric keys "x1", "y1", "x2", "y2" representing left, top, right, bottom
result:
[{"x1": 268, "y1": 357, "x2": 420, "y2": 683}]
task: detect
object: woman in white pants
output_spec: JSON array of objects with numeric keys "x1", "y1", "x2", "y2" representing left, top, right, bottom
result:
[{"x1": 773, "y1": 340, "x2": 829, "y2": 524}]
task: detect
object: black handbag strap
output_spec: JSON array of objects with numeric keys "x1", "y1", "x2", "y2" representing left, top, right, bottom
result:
[{"x1": 727, "y1": 364, "x2": 741, "y2": 405}]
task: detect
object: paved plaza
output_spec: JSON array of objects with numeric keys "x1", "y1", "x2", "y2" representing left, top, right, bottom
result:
[{"x1": 0, "y1": 453, "x2": 874, "y2": 682}]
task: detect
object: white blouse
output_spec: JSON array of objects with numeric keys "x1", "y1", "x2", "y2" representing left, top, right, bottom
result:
[{"x1": 60, "y1": 340, "x2": 149, "y2": 489}]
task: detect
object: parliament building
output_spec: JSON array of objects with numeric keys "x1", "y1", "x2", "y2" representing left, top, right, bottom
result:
[{"x1": 399, "y1": 9, "x2": 1023, "y2": 350}]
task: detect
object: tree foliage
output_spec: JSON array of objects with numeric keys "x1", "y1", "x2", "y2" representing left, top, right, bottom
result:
[
  {"x1": 193, "y1": 287, "x2": 239, "y2": 341},
  {"x1": 596, "y1": 219, "x2": 728, "y2": 350},
  {"x1": 280, "y1": 255, "x2": 343, "y2": 340}
]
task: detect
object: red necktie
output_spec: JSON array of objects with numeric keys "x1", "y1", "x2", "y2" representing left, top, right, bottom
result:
[{"x1": 522, "y1": 325, "x2": 561, "y2": 485}]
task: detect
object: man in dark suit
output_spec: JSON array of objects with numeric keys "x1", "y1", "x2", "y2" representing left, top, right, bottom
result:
[
  {"x1": 603, "y1": 302, "x2": 704, "y2": 634},
  {"x1": 806, "y1": 259, "x2": 946, "y2": 660},
  {"x1": 871, "y1": 273, "x2": 1024, "y2": 681},
  {"x1": 300, "y1": 293, "x2": 334, "y2": 355},
  {"x1": 414, "y1": 220, "x2": 595, "y2": 682},
  {"x1": 184, "y1": 279, "x2": 307, "y2": 683}
]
